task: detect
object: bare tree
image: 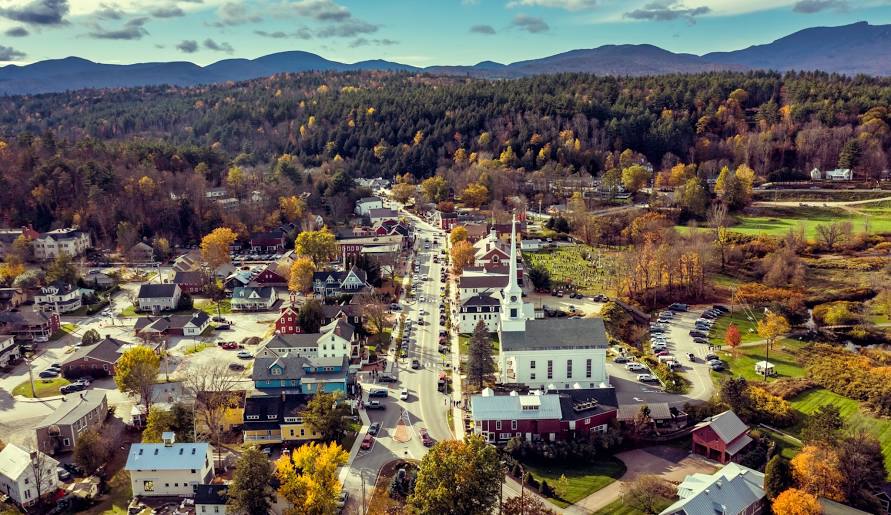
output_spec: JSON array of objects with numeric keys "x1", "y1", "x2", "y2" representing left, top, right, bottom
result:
[
  {"x1": 184, "y1": 363, "x2": 240, "y2": 469},
  {"x1": 24, "y1": 439, "x2": 55, "y2": 511},
  {"x1": 358, "y1": 293, "x2": 390, "y2": 337},
  {"x1": 815, "y1": 221, "x2": 853, "y2": 250}
]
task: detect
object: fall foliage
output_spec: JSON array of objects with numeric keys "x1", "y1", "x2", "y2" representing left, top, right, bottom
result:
[
  {"x1": 790, "y1": 445, "x2": 846, "y2": 502},
  {"x1": 295, "y1": 227, "x2": 337, "y2": 266},
  {"x1": 288, "y1": 256, "x2": 316, "y2": 294},
  {"x1": 772, "y1": 488, "x2": 821, "y2": 515},
  {"x1": 450, "y1": 240, "x2": 475, "y2": 274},
  {"x1": 200, "y1": 227, "x2": 237, "y2": 270},
  {"x1": 275, "y1": 441, "x2": 348, "y2": 515}
]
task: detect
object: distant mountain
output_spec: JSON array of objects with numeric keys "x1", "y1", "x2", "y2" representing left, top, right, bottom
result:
[{"x1": 1, "y1": 21, "x2": 890, "y2": 96}]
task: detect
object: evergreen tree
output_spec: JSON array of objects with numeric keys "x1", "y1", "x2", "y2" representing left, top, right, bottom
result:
[
  {"x1": 227, "y1": 447, "x2": 275, "y2": 515},
  {"x1": 466, "y1": 320, "x2": 496, "y2": 389},
  {"x1": 764, "y1": 455, "x2": 793, "y2": 500}
]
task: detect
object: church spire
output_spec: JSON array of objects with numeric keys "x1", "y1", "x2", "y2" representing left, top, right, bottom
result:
[{"x1": 500, "y1": 215, "x2": 525, "y2": 332}]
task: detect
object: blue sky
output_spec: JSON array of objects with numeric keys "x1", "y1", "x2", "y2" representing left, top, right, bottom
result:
[{"x1": 1, "y1": 0, "x2": 890, "y2": 66}]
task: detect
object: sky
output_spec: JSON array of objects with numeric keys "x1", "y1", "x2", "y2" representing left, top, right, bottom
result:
[{"x1": 1, "y1": 0, "x2": 891, "y2": 66}]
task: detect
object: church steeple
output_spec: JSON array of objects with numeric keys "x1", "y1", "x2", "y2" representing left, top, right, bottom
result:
[{"x1": 500, "y1": 215, "x2": 525, "y2": 332}]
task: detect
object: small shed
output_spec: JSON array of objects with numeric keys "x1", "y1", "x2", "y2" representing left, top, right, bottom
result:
[{"x1": 754, "y1": 361, "x2": 776, "y2": 376}]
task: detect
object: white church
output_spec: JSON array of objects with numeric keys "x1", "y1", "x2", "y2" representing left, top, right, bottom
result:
[{"x1": 496, "y1": 218, "x2": 610, "y2": 389}]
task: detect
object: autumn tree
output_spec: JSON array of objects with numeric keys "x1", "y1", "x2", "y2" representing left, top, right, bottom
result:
[
  {"x1": 391, "y1": 182, "x2": 416, "y2": 204},
  {"x1": 757, "y1": 312, "x2": 791, "y2": 355},
  {"x1": 288, "y1": 256, "x2": 315, "y2": 294},
  {"x1": 621, "y1": 475, "x2": 675, "y2": 515},
  {"x1": 73, "y1": 429, "x2": 110, "y2": 474},
  {"x1": 115, "y1": 345, "x2": 160, "y2": 411},
  {"x1": 185, "y1": 363, "x2": 240, "y2": 468},
  {"x1": 837, "y1": 432, "x2": 889, "y2": 511},
  {"x1": 142, "y1": 406, "x2": 176, "y2": 442},
  {"x1": 200, "y1": 227, "x2": 237, "y2": 270},
  {"x1": 461, "y1": 183, "x2": 489, "y2": 208},
  {"x1": 275, "y1": 441, "x2": 348, "y2": 515},
  {"x1": 791, "y1": 445, "x2": 845, "y2": 501},
  {"x1": 621, "y1": 165, "x2": 652, "y2": 193},
  {"x1": 46, "y1": 253, "x2": 78, "y2": 284},
  {"x1": 228, "y1": 446, "x2": 276, "y2": 515},
  {"x1": 772, "y1": 488, "x2": 821, "y2": 515},
  {"x1": 408, "y1": 436, "x2": 501, "y2": 515},
  {"x1": 81, "y1": 329, "x2": 101, "y2": 346},
  {"x1": 815, "y1": 221, "x2": 853, "y2": 250},
  {"x1": 420, "y1": 176, "x2": 449, "y2": 203},
  {"x1": 279, "y1": 195, "x2": 307, "y2": 222},
  {"x1": 302, "y1": 391, "x2": 346, "y2": 441},
  {"x1": 724, "y1": 323, "x2": 741, "y2": 355},
  {"x1": 466, "y1": 320, "x2": 495, "y2": 390},
  {"x1": 501, "y1": 495, "x2": 556, "y2": 515},
  {"x1": 359, "y1": 293, "x2": 389, "y2": 338},
  {"x1": 295, "y1": 227, "x2": 337, "y2": 266},
  {"x1": 450, "y1": 240, "x2": 475, "y2": 274},
  {"x1": 450, "y1": 226, "x2": 468, "y2": 245}
]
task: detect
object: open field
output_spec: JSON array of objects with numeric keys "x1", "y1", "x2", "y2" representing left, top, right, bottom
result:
[
  {"x1": 595, "y1": 499, "x2": 668, "y2": 515},
  {"x1": 713, "y1": 338, "x2": 808, "y2": 382},
  {"x1": 524, "y1": 245, "x2": 622, "y2": 296},
  {"x1": 679, "y1": 206, "x2": 891, "y2": 239},
  {"x1": 709, "y1": 311, "x2": 763, "y2": 347},
  {"x1": 790, "y1": 388, "x2": 891, "y2": 478},
  {"x1": 13, "y1": 377, "x2": 70, "y2": 398},
  {"x1": 524, "y1": 457, "x2": 627, "y2": 508},
  {"x1": 753, "y1": 190, "x2": 891, "y2": 202}
]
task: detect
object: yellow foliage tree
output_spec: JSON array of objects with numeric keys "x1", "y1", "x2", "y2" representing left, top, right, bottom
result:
[
  {"x1": 499, "y1": 146, "x2": 515, "y2": 167},
  {"x1": 478, "y1": 132, "x2": 491, "y2": 147},
  {"x1": 279, "y1": 196, "x2": 307, "y2": 222},
  {"x1": 772, "y1": 488, "x2": 821, "y2": 515},
  {"x1": 200, "y1": 227, "x2": 237, "y2": 270},
  {"x1": 420, "y1": 176, "x2": 448, "y2": 203},
  {"x1": 790, "y1": 445, "x2": 846, "y2": 502},
  {"x1": 621, "y1": 165, "x2": 651, "y2": 193},
  {"x1": 275, "y1": 442, "x2": 348, "y2": 515},
  {"x1": 461, "y1": 183, "x2": 489, "y2": 208},
  {"x1": 413, "y1": 130, "x2": 424, "y2": 146},
  {"x1": 137, "y1": 176, "x2": 157, "y2": 197},
  {"x1": 450, "y1": 226, "x2": 468, "y2": 245},
  {"x1": 735, "y1": 164, "x2": 756, "y2": 200},
  {"x1": 226, "y1": 166, "x2": 246, "y2": 194},
  {"x1": 757, "y1": 312, "x2": 791, "y2": 352},
  {"x1": 391, "y1": 183, "x2": 415, "y2": 204},
  {"x1": 289, "y1": 256, "x2": 315, "y2": 294},
  {"x1": 450, "y1": 240, "x2": 475, "y2": 274},
  {"x1": 295, "y1": 228, "x2": 337, "y2": 266}
]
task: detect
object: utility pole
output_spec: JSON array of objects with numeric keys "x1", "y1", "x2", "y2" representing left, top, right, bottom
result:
[
  {"x1": 26, "y1": 356, "x2": 36, "y2": 397},
  {"x1": 361, "y1": 473, "x2": 366, "y2": 515}
]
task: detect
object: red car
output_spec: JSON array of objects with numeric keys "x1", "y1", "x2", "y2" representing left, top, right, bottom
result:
[
  {"x1": 361, "y1": 434, "x2": 374, "y2": 450},
  {"x1": 221, "y1": 341, "x2": 238, "y2": 350},
  {"x1": 419, "y1": 428, "x2": 433, "y2": 447}
]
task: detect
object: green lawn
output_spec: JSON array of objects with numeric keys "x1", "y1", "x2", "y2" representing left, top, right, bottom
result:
[
  {"x1": 679, "y1": 206, "x2": 891, "y2": 239},
  {"x1": 524, "y1": 245, "x2": 620, "y2": 296},
  {"x1": 713, "y1": 338, "x2": 808, "y2": 382},
  {"x1": 457, "y1": 334, "x2": 499, "y2": 356},
  {"x1": 790, "y1": 389, "x2": 891, "y2": 478},
  {"x1": 195, "y1": 298, "x2": 232, "y2": 315},
  {"x1": 709, "y1": 311, "x2": 763, "y2": 347},
  {"x1": 594, "y1": 498, "x2": 670, "y2": 515},
  {"x1": 525, "y1": 457, "x2": 627, "y2": 509},
  {"x1": 49, "y1": 323, "x2": 78, "y2": 341},
  {"x1": 13, "y1": 377, "x2": 70, "y2": 398},
  {"x1": 183, "y1": 342, "x2": 209, "y2": 355},
  {"x1": 753, "y1": 427, "x2": 802, "y2": 461}
]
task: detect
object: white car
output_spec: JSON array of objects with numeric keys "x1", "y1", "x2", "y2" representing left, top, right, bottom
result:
[
  {"x1": 400, "y1": 388, "x2": 409, "y2": 400},
  {"x1": 637, "y1": 373, "x2": 658, "y2": 382}
]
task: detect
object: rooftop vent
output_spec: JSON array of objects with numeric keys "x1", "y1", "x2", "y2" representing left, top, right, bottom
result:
[{"x1": 162, "y1": 431, "x2": 175, "y2": 447}]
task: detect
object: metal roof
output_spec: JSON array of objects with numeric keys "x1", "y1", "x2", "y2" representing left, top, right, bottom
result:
[
  {"x1": 125, "y1": 442, "x2": 210, "y2": 471},
  {"x1": 500, "y1": 318, "x2": 608, "y2": 352},
  {"x1": 661, "y1": 463, "x2": 764, "y2": 515},
  {"x1": 0, "y1": 444, "x2": 58, "y2": 482},
  {"x1": 36, "y1": 390, "x2": 106, "y2": 428},
  {"x1": 471, "y1": 393, "x2": 562, "y2": 421},
  {"x1": 694, "y1": 410, "x2": 748, "y2": 444}
]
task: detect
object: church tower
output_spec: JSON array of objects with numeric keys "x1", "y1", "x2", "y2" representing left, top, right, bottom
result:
[{"x1": 500, "y1": 216, "x2": 526, "y2": 332}]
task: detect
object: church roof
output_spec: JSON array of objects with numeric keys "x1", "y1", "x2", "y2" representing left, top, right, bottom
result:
[{"x1": 500, "y1": 318, "x2": 608, "y2": 352}]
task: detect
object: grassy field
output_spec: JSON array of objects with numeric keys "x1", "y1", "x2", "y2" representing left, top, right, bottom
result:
[
  {"x1": 709, "y1": 311, "x2": 763, "y2": 347},
  {"x1": 713, "y1": 338, "x2": 808, "y2": 383},
  {"x1": 594, "y1": 498, "x2": 670, "y2": 515},
  {"x1": 790, "y1": 388, "x2": 891, "y2": 478},
  {"x1": 753, "y1": 426, "x2": 802, "y2": 461},
  {"x1": 679, "y1": 206, "x2": 891, "y2": 239},
  {"x1": 525, "y1": 457, "x2": 626, "y2": 509},
  {"x1": 457, "y1": 334, "x2": 499, "y2": 355},
  {"x1": 524, "y1": 245, "x2": 621, "y2": 296},
  {"x1": 13, "y1": 377, "x2": 70, "y2": 398},
  {"x1": 195, "y1": 298, "x2": 232, "y2": 315}
]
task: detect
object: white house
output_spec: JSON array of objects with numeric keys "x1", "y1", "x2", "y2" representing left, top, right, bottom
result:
[
  {"x1": 0, "y1": 334, "x2": 20, "y2": 368},
  {"x1": 136, "y1": 283, "x2": 182, "y2": 312},
  {"x1": 256, "y1": 319, "x2": 358, "y2": 360},
  {"x1": 367, "y1": 208, "x2": 400, "y2": 225},
  {"x1": 660, "y1": 462, "x2": 765, "y2": 515},
  {"x1": 31, "y1": 228, "x2": 91, "y2": 260},
  {"x1": 497, "y1": 217, "x2": 609, "y2": 389},
  {"x1": 810, "y1": 167, "x2": 822, "y2": 180},
  {"x1": 0, "y1": 444, "x2": 60, "y2": 508},
  {"x1": 34, "y1": 283, "x2": 83, "y2": 314},
  {"x1": 458, "y1": 293, "x2": 501, "y2": 333},
  {"x1": 125, "y1": 433, "x2": 214, "y2": 497},
  {"x1": 355, "y1": 196, "x2": 384, "y2": 216},
  {"x1": 825, "y1": 168, "x2": 853, "y2": 181},
  {"x1": 520, "y1": 239, "x2": 544, "y2": 252},
  {"x1": 457, "y1": 275, "x2": 508, "y2": 302},
  {"x1": 231, "y1": 286, "x2": 276, "y2": 311},
  {"x1": 194, "y1": 484, "x2": 228, "y2": 515}
]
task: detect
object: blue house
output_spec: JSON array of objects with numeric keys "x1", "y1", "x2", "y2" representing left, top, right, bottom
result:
[{"x1": 252, "y1": 355, "x2": 349, "y2": 393}]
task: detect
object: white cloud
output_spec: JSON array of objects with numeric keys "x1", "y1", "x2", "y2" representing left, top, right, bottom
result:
[{"x1": 507, "y1": 0, "x2": 598, "y2": 10}]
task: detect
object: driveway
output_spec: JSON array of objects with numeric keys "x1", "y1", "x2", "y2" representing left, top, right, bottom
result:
[{"x1": 574, "y1": 446, "x2": 718, "y2": 513}]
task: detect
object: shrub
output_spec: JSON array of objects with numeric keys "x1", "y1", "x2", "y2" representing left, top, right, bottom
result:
[
  {"x1": 761, "y1": 378, "x2": 816, "y2": 400},
  {"x1": 812, "y1": 301, "x2": 862, "y2": 326}
]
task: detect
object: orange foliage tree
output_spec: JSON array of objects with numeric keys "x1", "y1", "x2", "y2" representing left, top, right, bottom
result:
[
  {"x1": 772, "y1": 488, "x2": 821, "y2": 515},
  {"x1": 790, "y1": 445, "x2": 846, "y2": 502}
]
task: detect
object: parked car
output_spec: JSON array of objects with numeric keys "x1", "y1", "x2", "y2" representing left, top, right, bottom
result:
[
  {"x1": 613, "y1": 356, "x2": 629, "y2": 364},
  {"x1": 361, "y1": 434, "x2": 374, "y2": 449},
  {"x1": 627, "y1": 363, "x2": 647, "y2": 372},
  {"x1": 236, "y1": 350, "x2": 253, "y2": 359},
  {"x1": 368, "y1": 388, "x2": 388, "y2": 398},
  {"x1": 390, "y1": 303, "x2": 401, "y2": 311},
  {"x1": 637, "y1": 374, "x2": 658, "y2": 382},
  {"x1": 368, "y1": 422, "x2": 382, "y2": 435},
  {"x1": 399, "y1": 388, "x2": 409, "y2": 400},
  {"x1": 366, "y1": 401, "x2": 385, "y2": 410},
  {"x1": 39, "y1": 369, "x2": 60, "y2": 378},
  {"x1": 687, "y1": 353, "x2": 696, "y2": 361},
  {"x1": 705, "y1": 353, "x2": 719, "y2": 361},
  {"x1": 693, "y1": 337, "x2": 710, "y2": 344},
  {"x1": 378, "y1": 375, "x2": 398, "y2": 383},
  {"x1": 689, "y1": 330, "x2": 708, "y2": 338},
  {"x1": 709, "y1": 362, "x2": 725, "y2": 371},
  {"x1": 592, "y1": 294, "x2": 608, "y2": 302},
  {"x1": 221, "y1": 341, "x2": 238, "y2": 349},
  {"x1": 56, "y1": 467, "x2": 71, "y2": 481},
  {"x1": 668, "y1": 303, "x2": 688, "y2": 311},
  {"x1": 60, "y1": 383, "x2": 86, "y2": 394},
  {"x1": 420, "y1": 428, "x2": 434, "y2": 447},
  {"x1": 712, "y1": 305, "x2": 730, "y2": 313},
  {"x1": 228, "y1": 363, "x2": 245, "y2": 371},
  {"x1": 337, "y1": 491, "x2": 348, "y2": 509},
  {"x1": 411, "y1": 358, "x2": 421, "y2": 370}
]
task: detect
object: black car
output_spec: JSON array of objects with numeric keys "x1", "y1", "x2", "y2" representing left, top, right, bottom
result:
[
  {"x1": 689, "y1": 330, "x2": 708, "y2": 338},
  {"x1": 378, "y1": 375, "x2": 398, "y2": 383},
  {"x1": 712, "y1": 305, "x2": 729, "y2": 313},
  {"x1": 60, "y1": 383, "x2": 86, "y2": 394},
  {"x1": 368, "y1": 422, "x2": 382, "y2": 435}
]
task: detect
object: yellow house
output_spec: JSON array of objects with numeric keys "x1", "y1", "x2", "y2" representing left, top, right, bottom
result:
[{"x1": 242, "y1": 393, "x2": 320, "y2": 445}]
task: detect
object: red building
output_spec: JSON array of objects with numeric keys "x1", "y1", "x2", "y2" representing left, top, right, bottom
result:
[
  {"x1": 276, "y1": 304, "x2": 303, "y2": 334},
  {"x1": 172, "y1": 270, "x2": 207, "y2": 294},
  {"x1": 470, "y1": 387, "x2": 618, "y2": 443},
  {"x1": 691, "y1": 410, "x2": 752, "y2": 464}
]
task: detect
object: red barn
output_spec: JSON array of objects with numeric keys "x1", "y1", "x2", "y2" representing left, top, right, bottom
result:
[
  {"x1": 691, "y1": 410, "x2": 752, "y2": 464},
  {"x1": 470, "y1": 387, "x2": 617, "y2": 443},
  {"x1": 276, "y1": 304, "x2": 302, "y2": 334}
]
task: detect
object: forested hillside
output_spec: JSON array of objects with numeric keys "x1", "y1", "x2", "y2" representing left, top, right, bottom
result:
[{"x1": 0, "y1": 70, "x2": 889, "y2": 245}]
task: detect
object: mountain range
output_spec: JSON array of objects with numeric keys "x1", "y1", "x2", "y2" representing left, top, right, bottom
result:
[{"x1": 1, "y1": 21, "x2": 890, "y2": 96}]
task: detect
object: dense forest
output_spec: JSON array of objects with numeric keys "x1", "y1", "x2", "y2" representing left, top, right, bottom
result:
[{"x1": 0, "y1": 70, "x2": 890, "y2": 245}]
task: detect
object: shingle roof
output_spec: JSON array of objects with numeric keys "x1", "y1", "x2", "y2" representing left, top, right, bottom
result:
[
  {"x1": 617, "y1": 402, "x2": 674, "y2": 422},
  {"x1": 0, "y1": 309, "x2": 54, "y2": 327},
  {"x1": 262, "y1": 332, "x2": 321, "y2": 350},
  {"x1": 367, "y1": 208, "x2": 399, "y2": 219},
  {"x1": 173, "y1": 270, "x2": 205, "y2": 284},
  {"x1": 322, "y1": 318, "x2": 355, "y2": 341},
  {"x1": 231, "y1": 286, "x2": 275, "y2": 300},
  {"x1": 194, "y1": 484, "x2": 228, "y2": 506},
  {"x1": 462, "y1": 293, "x2": 500, "y2": 308},
  {"x1": 125, "y1": 442, "x2": 210, "y2": 471},
  {"x1": 694, "y1": 410, "x2": 748, "y2": 444},
  {"x1": 500, "y1": 318, "x2": 608, "y2": 352},
  {"x1": 660, "y1": 463, "x2": 764, "y2": 515},
  {"x1": 471, "y1": 393, "x2": 563, "y2": 421},
  {"x1": 64, "y1": 336, "x2": 129, "y2": 365},
  {"x1": 357, "y1": 196, "x2": 382, "y2": 204},
  {"x1": 36, "y1": 390, "x2": 106, "y2": 428},
  {"x1": 458, "y1": 275, "x2": 509, "y2": 289},
  {"x1": 137, "y1": 283, "x2": 179, "y2": 299},
  {"x1": 253, "y1": 355, "x2": 307, "y2": 381}
]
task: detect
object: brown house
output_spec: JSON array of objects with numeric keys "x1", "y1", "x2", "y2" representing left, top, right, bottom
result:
[
  {"x1": 691, "y1": 410, "x2": 752, "y2": 464},
  {"x1": 35, "y1": 390, "x2": 108, "y2": 455},
  {"x1": 0, "y1": 288, "x2": 27, "y2": 311},
  {"x1": 61, "y1": 335, "x2": 130, "y2": 378}
]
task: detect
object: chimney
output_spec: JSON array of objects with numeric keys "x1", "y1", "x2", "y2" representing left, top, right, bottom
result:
[{"x1": 162, "y1": 431, "x2": 176, "y2": 446}]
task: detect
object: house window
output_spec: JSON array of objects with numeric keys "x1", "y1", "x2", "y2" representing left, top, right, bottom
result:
[
  {"x1": 547, "y1": 360, "x2": 553, "y2": 380},
  {"x1": 63, "y1": 438, "x2": 70, "y2": 447},
  {"x1": 567, "y1": 360, "x2": 572, "y2": 379},
  {"x1": 511, "y1": 420, "x2": 517, "y2": 430},
  {"x1": 530, "y1": 373, "x2": 536, "y2": 380},
  {"x1": 495, "y1": 420, "x2": 502, "y2": 430},
  {"x1": 144, "y1": 481, "x2": 154, "y2": 492},
  {"x1": 530, "y1": 360, "x2": 536, "y2": 369},
  {"x1": 586, "y1": 359, "x2": 592, "y2": 378}
]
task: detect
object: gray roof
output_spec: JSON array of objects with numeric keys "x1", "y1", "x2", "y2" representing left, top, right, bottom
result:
[
  {"x1": 500, "y1": 318, "x2": 608, "y2": 352},
  {"x1": 617, "y1": 402, "x2": 674, "y2": 421},
  {"x1": 694, "y1": 410, "x2": 748, "y2": 444},
  {"x1": 125, "y1": 442, "x2": 210, "y2": 471},
  {"x1": 471, "y1": 393, "x2": 563, "y2": 421},
  {"x1": 137, "y1": 283, "x2": 179, "y2": 299},
  {"x1": 231, "y1": 286, "x2": 275, "y2": 300},
  {"x1": 458, "y1": 275, "x2": 509, "y2": 289},
  {"x1": 263, "y1": 332, "x2": 320, "y2": 350},
  {"x1": 367, "y1": 208, "x2": 399, "y2": 219},
  {"x1": 660, "y1": 463, "x2": 764, "y2": 515},
  {"x1": 462, "y1": 293, "x2": 500, "y2": 308},
  {"x1": 64, "y1": 336, "x2": 129, "y2": 365},
  {"x1": 253, "y1": 355, "x2": 307, "y2": 381},
  {"x1": 357, "y1": 196, "x2": 382, "y2": 204},
  {"x1": 36, "y1": 390, "x2": 106, "y2": 428}
]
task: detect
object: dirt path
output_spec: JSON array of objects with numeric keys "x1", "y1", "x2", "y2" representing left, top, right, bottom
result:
[{"x1": 754, "y1": 195, "x2": 891, "y2": 209}]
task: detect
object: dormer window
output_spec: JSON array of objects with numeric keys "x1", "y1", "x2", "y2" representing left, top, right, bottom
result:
[{"x1": 271, "y1": 367, "x2": 282, "y2": 376}]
